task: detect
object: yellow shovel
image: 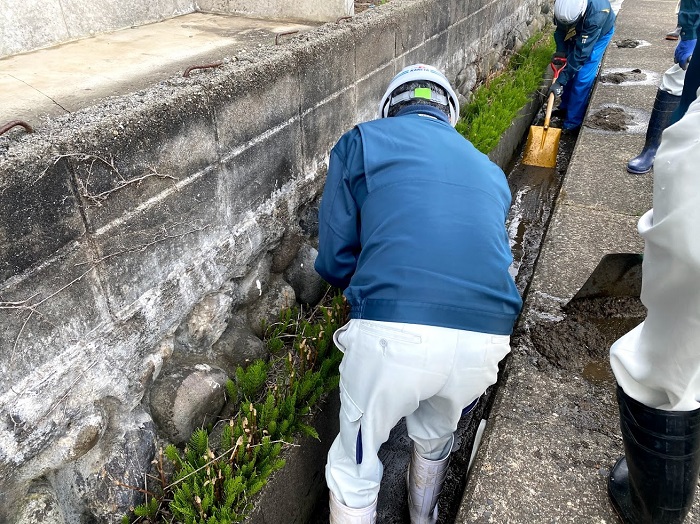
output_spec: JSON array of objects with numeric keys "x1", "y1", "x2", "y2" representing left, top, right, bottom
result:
[{"x1": 522, "y1": 58, "x2": 567, "y2": 168}]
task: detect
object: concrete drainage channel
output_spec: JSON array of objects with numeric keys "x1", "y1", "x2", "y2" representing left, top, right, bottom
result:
[
  {"x1": 112, "y1": 72, "x2": 642, "y2": 524},
  {"x1": 69, "y1": 70, "x2": 646, "y2": 524}
]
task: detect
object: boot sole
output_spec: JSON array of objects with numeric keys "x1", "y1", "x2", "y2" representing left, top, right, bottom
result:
[
  {"x1": 626, "y1": 166, "x2": 652, "y2": 175},
  {"x1": 607, "y1": 457, "x2": 637, "y2": 524}
]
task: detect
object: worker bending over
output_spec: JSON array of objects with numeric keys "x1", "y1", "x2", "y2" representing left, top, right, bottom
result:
[
  {"x1": 550, "y1": 0, "x2": 616, "y2": 130},
  {"x1": 315, "y1": 64, "x2": 522, "y2": 523}
]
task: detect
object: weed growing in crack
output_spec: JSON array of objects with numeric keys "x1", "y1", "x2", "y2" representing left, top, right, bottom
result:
[{"x1": 121, "y1": 289, "x2": 347, "y2": 523}]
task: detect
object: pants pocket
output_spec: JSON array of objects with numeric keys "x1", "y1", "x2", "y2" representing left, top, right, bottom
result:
[
  {"x1": 486, "y1": 335, "x2": 512, "y2": 366},
  {"x1": 339, "y1": 379, "x2": 364, "y2": 464},
  {"x1": 333, "y1": 321, "x2": 352, "y2": 354},
  {"x1": 357, "y1": 320, "x2": 422, "y2": 344}
]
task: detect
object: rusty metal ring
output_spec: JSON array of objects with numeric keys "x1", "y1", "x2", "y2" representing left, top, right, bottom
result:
[
  {"x1": 0, "y1": 120, "x2": 33, "y2": 136},
  {"x1": 183, "y1": 62, "x2": 223, "y2": 78},
  {"x1": 275, "y1": 30, "x2": 299, "y2": 45}
]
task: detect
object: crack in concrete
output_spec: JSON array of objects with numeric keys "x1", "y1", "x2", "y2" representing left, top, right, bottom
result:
[{"x1": 6, "y1": 73, "x2": 70, "y2": 114}]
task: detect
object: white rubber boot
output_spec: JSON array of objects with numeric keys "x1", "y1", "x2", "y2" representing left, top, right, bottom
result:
[
  {"x1": 407, "y1": 439, "x2": 452, "y2": 524},
  {"x1": 329, "y1": 490, "x2": 377, "y2": 524}
]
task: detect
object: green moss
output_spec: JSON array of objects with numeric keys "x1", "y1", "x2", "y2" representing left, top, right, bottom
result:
[{"x1": 456, "y1": 31, "x2": 557, "y2": 154}]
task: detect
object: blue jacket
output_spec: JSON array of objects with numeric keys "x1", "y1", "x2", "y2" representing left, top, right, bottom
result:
[
  {"x1": 679, "y1": 0, "x2": 700, "y2": 40},
  {"x1": 554, "y1": 0, "x2": 616, "y2": 86},
  {"x1": 315, "y1": 105, "x2": 522, "y2": 335}
]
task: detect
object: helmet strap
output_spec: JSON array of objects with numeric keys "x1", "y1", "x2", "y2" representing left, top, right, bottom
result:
[{"x1": 389, "y1": 87, "x2": 449, "y2": 108}]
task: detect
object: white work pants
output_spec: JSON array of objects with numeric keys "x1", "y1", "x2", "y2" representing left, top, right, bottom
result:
[
  {"x1": 610, "y1": 94, "x2": 700, "y2": 411},
  {"x1": 660, "y1": 64, "x2": 687, "y2": 97},
  {"x1": 325, "y1": 319, "x2": 511, "y2": 508}
]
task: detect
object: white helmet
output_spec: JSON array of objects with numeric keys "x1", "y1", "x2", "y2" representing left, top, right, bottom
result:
[
  {"x1": 379, "y1": 64, "x2": 460, "y2": 126},
  {"x1": 554, "y1": 0, "x2": 588, "y2": 24}
]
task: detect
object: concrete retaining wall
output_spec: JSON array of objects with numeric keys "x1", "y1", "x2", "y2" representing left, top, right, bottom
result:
[
  {"x1": 0, "y1": 0, "x2": 195, "y2": 58},
  {"x1": 0, "y1": 0, "x2": 549, "y2": 522},
  {"x1": 0, "y1": 0, "x2": 351, "y2": 59},
  {"x1": 197, "y1": 0, "x2": 353, "y2": 23}
]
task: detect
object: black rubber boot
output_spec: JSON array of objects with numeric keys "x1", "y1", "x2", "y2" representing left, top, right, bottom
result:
[
  {"x1": 608, "y1": 386, "x2": 700, "y2": 524},
  {"x1": 627, "y1": 89, "x2": 680, "y2": 174}
]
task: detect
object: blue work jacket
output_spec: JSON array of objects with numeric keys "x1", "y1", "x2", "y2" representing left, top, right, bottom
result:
[
  {"x1": 554, "y1": 0, "x2": 616, "y2": 86},
  {"x1": 314, "y1": 105, "x2": 522, "y2": 335},
  {"x1": 679, "y1": 0, "x2": 700, "y2": 40}
]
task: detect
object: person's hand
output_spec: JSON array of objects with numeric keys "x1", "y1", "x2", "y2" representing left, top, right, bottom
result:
[
  {"x1": 675, "y1": 39, "x2": 697, "y2": 70},
  {"x1": 551, "y1": 51, "x2": 567, "y2": 68},
  {"x1": 548, "y1": 81, "x2": 564, "y2": 98}
]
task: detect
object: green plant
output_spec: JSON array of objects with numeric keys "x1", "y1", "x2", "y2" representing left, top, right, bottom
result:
[
  {"x1": 456, "y1": 31, "x2": 556, "y2": 153},
  {"x1": 122, "y1": 289, "x2": 347, "y2": 523},
  {"x1": 234, "y1": 359, "x2": 269, "y2": 400}
]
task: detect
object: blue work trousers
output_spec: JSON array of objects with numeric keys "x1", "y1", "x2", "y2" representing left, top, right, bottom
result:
[{"x1": 560, "y1": 26, "x2": 615, "y2": 129}]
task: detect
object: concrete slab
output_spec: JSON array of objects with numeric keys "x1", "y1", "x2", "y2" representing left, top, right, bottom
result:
[
  {"x1": 528, "y1": 205, "x2": 643, "y2": 302},
  {"x1": 198, "y1": 0, "x2": 353, "y2": 24},
  {"x1": 562, "y1": 131, "x2": 652, "y2": 215},
  {"x1": 0, "y1": 12, "x2": 319, "y2": 124},
  {"x1": 458, "y1": 351, "x2": 622, "y2": 524},
  {"x1": 0, "y1": 0, "x2": 196, "y2": 58}
]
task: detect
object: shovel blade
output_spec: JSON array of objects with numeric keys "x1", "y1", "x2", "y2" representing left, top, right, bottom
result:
[
  {"x1": 567, "y1": 253, "x2": 644, "y2": 305},
  {"x1": 522, "y1": 125, "x2": 561, "y2": 168}
]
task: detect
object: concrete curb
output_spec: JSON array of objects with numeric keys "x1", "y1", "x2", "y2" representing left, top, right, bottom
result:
[{"x1": 246, "y1": 394, "x2": 340, "y2": 524}]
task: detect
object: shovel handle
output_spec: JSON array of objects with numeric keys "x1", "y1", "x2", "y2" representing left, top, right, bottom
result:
[
  {"x1": 543, "y1": 58, "x2": 566, "y2": 130},
  {"x1": 543, "y1": 92, "x2": 555, "y2": 130},
  {"x1": 551, "y1": 57, "x2": 567, "y2": 79}
]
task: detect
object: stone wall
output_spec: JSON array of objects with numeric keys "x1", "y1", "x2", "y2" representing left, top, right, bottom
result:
[{"x1": 0, "y1": 0, "x2": 550, "y2": 522}]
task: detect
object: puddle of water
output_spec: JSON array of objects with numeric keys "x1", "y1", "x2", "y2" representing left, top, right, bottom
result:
[
  {"x1": 507, "y1": 160, "x2": 562, "y2": 292},
  {"x1": 582, "y1": 359, "x2": 615, "y2": 385}
]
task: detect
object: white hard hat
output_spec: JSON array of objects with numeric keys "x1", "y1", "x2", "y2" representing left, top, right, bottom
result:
[
  {"x1": 379, "y1": 64, "x2": 460, "y2": 126},
  {"x1": 554, "y1": 0, "x2": 588, "y2": 24}
]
